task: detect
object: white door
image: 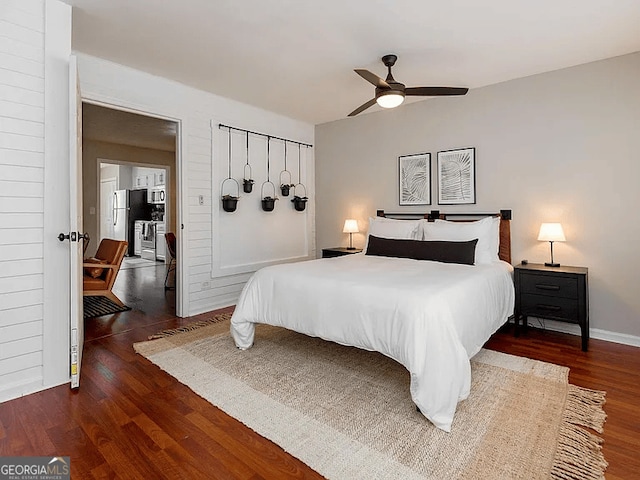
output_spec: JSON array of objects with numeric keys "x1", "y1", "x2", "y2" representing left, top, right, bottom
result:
[{"x1": 69, "y1": 55, "x2": 84, "y2": 388}]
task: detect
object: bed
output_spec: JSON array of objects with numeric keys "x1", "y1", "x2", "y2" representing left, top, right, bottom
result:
[{"x1": 231, "y1": 210, "x2": 515, "y2": 432}]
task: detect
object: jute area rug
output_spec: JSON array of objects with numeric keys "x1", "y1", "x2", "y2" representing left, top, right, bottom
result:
[{"x1": 135, "y1": 316, "x2": 607, "y2": 480}]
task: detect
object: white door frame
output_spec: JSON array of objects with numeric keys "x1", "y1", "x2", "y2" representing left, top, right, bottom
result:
[{"x1": 79, "y1": 97, "x2": 187, "y2": 317}]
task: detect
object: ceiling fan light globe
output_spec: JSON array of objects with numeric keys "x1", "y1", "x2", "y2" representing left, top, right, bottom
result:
[{"x1": 376, "y1": 92, "x2": 404, "y2": 109}]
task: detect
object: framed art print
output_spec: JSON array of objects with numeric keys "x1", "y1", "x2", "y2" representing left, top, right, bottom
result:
[
  {"x1": 399, "y1": 153, "x2": 431, "y2": 205},
  {"x1": 437, "y1": 147, "x2": 476, "y2": 205}
]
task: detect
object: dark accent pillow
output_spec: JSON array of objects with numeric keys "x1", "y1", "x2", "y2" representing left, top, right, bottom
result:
[{"x1": 365, "y1": 235, "x2": 478, "y2": 265}]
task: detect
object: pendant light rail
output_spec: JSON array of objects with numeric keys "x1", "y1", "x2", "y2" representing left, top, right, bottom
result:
[{"x1": 218, "y1": 123, "x2": 313, "y2": 149}]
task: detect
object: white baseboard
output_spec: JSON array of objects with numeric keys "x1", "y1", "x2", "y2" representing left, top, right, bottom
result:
[
  {"x1": 0, "y1": 378, "x2": 44, "y2": 404},
  {"x1": 189, "y1": 298, "x2": 237, "y2": 317},
  {"x1": 524, "y1": 318, "x2": 640, "y2": 348},
  {"x1": 1, "y1": 378, "x2": 73, "y2": 404}
]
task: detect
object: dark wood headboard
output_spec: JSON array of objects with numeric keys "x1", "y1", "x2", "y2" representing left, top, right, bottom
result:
[{"x1": 376, "y1": 209, "x2": 512, "y2": 264}]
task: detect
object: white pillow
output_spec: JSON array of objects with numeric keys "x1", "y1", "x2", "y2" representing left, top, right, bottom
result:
[
  {"x1": 422, "y1": 216, "x2": 500, "y2": 265},
  {"x1": 366, "y1": 217, "x2": 422, "y2": 250}
]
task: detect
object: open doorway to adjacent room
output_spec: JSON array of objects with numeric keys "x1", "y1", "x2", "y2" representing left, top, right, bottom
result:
[{"x1": 82, "y1": 102, "x2": 179, "y2": 323}]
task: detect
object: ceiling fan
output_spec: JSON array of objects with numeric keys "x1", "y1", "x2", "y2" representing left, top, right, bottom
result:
[{"x1": 348, "y1": 54, "x2": 469, "y2": 117}]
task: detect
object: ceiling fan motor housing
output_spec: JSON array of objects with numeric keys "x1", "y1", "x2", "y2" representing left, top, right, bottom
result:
[{"x1": 375, "y1": 81, "x2": 405, "y2": 96}]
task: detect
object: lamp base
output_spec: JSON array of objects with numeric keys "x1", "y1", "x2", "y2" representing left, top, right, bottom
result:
[
  {"x1": 346, "y1": 247, "x2": 357, "y2": 250},
  {"x1": 545, "y1": 262, "x2": 560, "y2": 267}
]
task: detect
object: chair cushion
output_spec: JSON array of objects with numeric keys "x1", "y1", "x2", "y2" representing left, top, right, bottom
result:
[{"x1": 84, "y1": 257, "x2": 107, "y2": 278}]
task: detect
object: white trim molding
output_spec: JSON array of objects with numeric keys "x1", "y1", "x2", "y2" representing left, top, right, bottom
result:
[{"x1": 524, "y1": 318, "x2": 640, "y2": 348}]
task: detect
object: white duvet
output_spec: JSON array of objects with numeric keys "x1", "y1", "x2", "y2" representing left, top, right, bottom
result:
[{"x1": 231, "y1": 253, "x2": 514, "y2": 432}]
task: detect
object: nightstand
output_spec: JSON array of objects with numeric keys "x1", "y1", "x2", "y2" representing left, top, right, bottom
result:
[
  {"x1": 322, "y1": 247, "x2": 363, "y2": 258},
  {"x1": 514, "y1": 263, "x2": 589, "y2": 351}
]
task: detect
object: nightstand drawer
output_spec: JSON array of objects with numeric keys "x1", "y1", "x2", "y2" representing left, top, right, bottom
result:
[
  {"x1": 520, "y1": 274, "x2": 578, "y2": 299},
  {"x1": 520, "y1": 293, "x2": 579, "y2": 323}
]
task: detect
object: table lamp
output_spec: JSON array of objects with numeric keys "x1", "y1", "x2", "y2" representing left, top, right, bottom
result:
[
  {"x1": 537, "y1": 223, "x2": 565, "y2": 267},
  {"x1": 343, "y1": 219, "x2": 359, "y2": 250}
]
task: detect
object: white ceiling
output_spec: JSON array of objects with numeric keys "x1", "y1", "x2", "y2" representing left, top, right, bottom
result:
[{"x1": 62, "y1": 0, "x2": 640, "y2": 125}]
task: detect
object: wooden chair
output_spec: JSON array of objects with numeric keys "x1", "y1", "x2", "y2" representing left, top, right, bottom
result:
[
  {"x1": 83, "y1": 239, "x2": 128, "y2": 307},
  {"x1": 164, "y1": 232, "x2": 176, "y2": 291}
]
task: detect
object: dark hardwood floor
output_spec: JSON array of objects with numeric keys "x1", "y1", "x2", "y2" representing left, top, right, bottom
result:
[{"x1": 1, "y1": 262, "x2": 638, "y2": 479}]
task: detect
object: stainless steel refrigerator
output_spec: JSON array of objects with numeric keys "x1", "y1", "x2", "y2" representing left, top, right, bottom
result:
[{"x1": 113, "y1": 189, "x2": 150, "y2": 256}]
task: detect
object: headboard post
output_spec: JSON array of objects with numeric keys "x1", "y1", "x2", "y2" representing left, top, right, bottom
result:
[
  {"x1": 499, "y1": 217, "x2": 511, "y2": 264},
  {"x1": 500, "y1": 209, "x2": 512, "y2": 220}
]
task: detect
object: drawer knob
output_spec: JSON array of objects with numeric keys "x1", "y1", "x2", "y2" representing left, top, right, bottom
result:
[{"x1": 535, "y1": 284, "x2": 560, "y2": 291}]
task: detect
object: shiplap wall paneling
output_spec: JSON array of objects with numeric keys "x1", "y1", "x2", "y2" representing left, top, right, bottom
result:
[
  {"x1": 184, "y1": 111, "x2": 213, "y2": 310},
  {"x1": 77, "y1": 54, "x2": 314, "y2": 316},
  {"x1": 0, "y1": 0, "x2": 46, "y2": 400}
]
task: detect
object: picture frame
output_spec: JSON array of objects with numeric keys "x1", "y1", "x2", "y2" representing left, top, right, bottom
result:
[
  {"x1": 398, "y1": 152, "x2": 431, "y2": 205},
  {"x1": 437, "y1": 147, "x2": 476, "y2": 205}
]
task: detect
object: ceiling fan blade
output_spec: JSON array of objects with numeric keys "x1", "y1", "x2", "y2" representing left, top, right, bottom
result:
[
  {"x1": 355, "y1": 69, "x2": 390, "y2": 89},
  {"x1": 348, "y1": 98, "x2": 377, "y2": 117},
  {"x1": 405, "y1": 87, "x2": 469, "y2": 96}
]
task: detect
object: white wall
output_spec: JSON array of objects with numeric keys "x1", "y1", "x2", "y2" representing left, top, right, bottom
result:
[
  {"x1": 0, "y1": 0, "x2": 71, "y2": 401},
  {"x1": 315, "y1": 52, "x2": 640, "y2": 342},
  {"x1": 213, "y1": 127, "x2": 314, "y2": 278},
  {"x1": 76, "y1": 54, "x2": 315, "y2": 316}
]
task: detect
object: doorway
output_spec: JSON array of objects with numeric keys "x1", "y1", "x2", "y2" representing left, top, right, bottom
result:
[{"x1": 82, "y1": 102, "x2": 180, "y2": 314}]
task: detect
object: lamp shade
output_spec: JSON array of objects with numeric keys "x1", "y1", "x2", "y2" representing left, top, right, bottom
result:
[
  {"x1": 343, "y1": 219, "x2": 359, "y2": 234},
  {"x1": 537, "y1": 223, "x2": 566, "y2": 242},
  {"x1": 376, "y1": 91, "x2": 405, "y2": 109}
]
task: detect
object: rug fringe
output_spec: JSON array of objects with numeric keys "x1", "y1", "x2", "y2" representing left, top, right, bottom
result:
[
  {"x1": 551, "y1": 385, "x2": 608, "y2": 480},
  {"x1": 563, "y1": 385, "x2": 607, "y2": 433},
  {"x1": 148, "y1": 312, "x2": 232, "y2": 339}
]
